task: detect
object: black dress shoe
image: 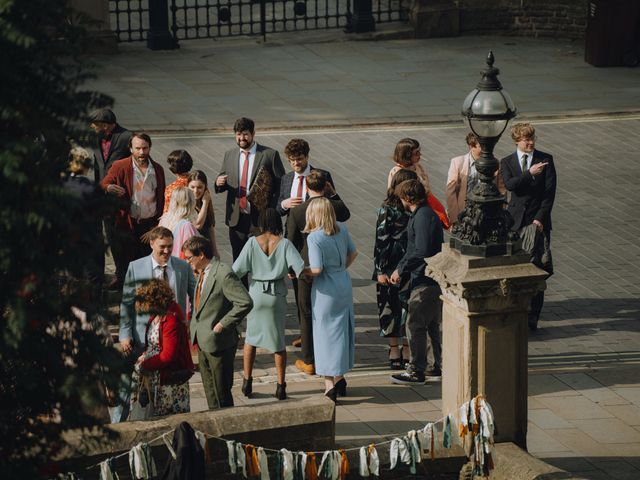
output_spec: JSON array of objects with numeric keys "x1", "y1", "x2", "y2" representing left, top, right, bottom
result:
[
  {"x1": 324, "y1": 388, "x2": 337, "y2": 403},
  {"x1": 275, "y1": 382, "x2": 287, "y2": 400},
  {"x1": 334, "y1": 378, "x2": 347, "y2": 397},
  {"x1": 241, "y1": 377, "x2": 253, "y2": 398}
]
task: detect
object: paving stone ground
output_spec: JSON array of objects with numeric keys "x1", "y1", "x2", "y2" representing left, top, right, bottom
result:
[{"x1": 95, "y1": 33, "x2": 640, "y2": 480}]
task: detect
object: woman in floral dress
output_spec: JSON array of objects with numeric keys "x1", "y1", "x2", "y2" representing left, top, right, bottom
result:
[
  {"x1": 130, "y1": 279, "x2": 193, "y2": 418},
  {"x1": 373, "y1": 169, "x2": 417, "y2": 369}
]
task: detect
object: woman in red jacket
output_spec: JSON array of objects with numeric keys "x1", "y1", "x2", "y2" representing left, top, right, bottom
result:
[{"x1": 131, "y1": 279, "x2": 194, "y2": 418}]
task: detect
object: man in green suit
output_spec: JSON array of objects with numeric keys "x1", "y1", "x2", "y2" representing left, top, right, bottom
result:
[{"x1": 182, "y1": 236, "x2": 252, "y2": 409}]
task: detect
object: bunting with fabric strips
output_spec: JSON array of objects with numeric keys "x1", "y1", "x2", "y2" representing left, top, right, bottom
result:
[
  {"x1": 56, "y1": 399, "x2": 498, "y2": 479},
  {"x1": 128, "y1": 442, "x2": 156, "y2": 480}
]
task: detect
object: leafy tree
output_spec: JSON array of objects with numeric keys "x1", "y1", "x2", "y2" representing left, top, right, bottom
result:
[{"x1": 0, "y1": 1, "x2": 123, "y2": 477}]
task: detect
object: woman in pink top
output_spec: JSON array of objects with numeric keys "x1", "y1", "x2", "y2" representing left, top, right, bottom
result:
[{"x1": 159, "y1": 187, "x2": 200, "y2": 259}]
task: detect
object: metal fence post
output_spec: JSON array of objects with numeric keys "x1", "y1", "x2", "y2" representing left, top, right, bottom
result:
[
  {"x1": 147, "y1": 0, "x2": 178, "y2": 50},
  {"x1": 347, "y1": 0, "x2": 375, "y2": 33}
]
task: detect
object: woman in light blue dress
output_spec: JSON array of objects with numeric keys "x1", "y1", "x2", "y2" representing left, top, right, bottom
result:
[
  {"x1": 233, "y1": 209, "x2": 304, "y2": 400},
  {"x1": 305, "y1": 197, "x2": 358, "y2": 401}
]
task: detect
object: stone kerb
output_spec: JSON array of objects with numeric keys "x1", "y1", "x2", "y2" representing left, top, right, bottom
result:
[
  {"x1": 58, "y1": 396, "x2": 335, "y2": 479},
  {"x1": 427, "y1": 244, "x2": 548, "y2": 449}
]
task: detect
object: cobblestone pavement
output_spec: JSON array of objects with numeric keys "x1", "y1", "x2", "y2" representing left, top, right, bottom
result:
[{"x1": 144, "y1": 116, "x2": 640, "y2": 479}]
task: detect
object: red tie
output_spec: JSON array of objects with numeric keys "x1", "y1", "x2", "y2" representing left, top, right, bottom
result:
[
  {"x1": 239, "y1": 151, "x2": 250, "y2": 210},
  {"x1": 195, "y1": 273, "x2": 204, "y2": 310},
  {"x1": 296, "y1": 175, "x2": 304, "y2": 198}
]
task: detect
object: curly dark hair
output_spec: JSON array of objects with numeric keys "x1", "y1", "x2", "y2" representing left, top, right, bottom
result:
[
  {"x1": 284, "y1": 138, "x2": 310, "y2": 158},
  {"x1": 135, "y1": 279, "x2": 175, "y2": 315}
]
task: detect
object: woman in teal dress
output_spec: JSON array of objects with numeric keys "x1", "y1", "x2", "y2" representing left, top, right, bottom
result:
[
  {"x1": 373, "y1": 169, "x2": 417, "y2": 370},
  {"x1": 306, "y1": 198, "x2": 358, "y2": 402},
  {"x1": 233, "y1": 208, "x2": 304, "y2": 400}
]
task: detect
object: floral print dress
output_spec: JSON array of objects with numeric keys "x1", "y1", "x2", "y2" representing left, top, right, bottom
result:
[
  {"x1": 372, "y1": 204, "x2": 411, "y2": 338},
  {"x1": 130, "y1": 319, "x2": 190, "y2": 417}
]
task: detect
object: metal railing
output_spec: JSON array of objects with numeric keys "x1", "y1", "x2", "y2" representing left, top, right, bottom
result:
[{"x1": 109, "y1": 0, "x2": 409, "y2": 43}]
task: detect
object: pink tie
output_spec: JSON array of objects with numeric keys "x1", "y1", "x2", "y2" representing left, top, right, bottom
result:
[
  {"x1": 239, "y1": 151, "x2": 249, "y2": 210},
  {"x1": 296, "y1": 175, "x2": 304, "y2": 198}
]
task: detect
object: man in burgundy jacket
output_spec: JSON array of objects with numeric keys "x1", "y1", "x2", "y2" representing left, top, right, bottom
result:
[{"x1": 101, "y1": 132, "x2": 166, "y2": 288}]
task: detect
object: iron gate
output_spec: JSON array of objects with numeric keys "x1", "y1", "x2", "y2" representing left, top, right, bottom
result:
[{"x1": 110, "y1": 0, "x2": 409, "y2": 43}]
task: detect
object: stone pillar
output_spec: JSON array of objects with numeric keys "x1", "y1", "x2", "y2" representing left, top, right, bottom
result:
[
  {"x1": 426, "y1": 244, "x2": 547, "y2": 449},
  {"x1": 70, "y1": 0, "x2": 118, "y2": 54},
  {"x1": 409, "y1": 0, "x2": 460, "y2": 38}
]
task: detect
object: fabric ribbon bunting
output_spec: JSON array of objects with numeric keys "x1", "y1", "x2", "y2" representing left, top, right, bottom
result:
[
  {"x1": 258, "y1": 447, "x2": 270, "y2": 480},
  {"x1": 245, "y1": 444, "x2": 261, "y2": 478},
  {"x1": 195, "y1": 430, "x2": 212, "y2": 464},
  {"x1": 128, "y1": 442, "x2": 157, "y2": 480},
  {"x1": 281, "y1": 449, "x2": 294, "y2": 480},
  {"x1": 305, "y1": 452, "x2": 318, "y2": 480},
  {"x1": 99, "y1": 457, "x2": 119, "y2": 480}
]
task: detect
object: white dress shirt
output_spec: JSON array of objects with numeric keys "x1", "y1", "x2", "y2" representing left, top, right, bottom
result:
[
  {"x1": 238, "y1": 142, "x2": 258, "y2": 213},
  {"x1": 289, "y1": 164, "x2": 311, "y2": 201}
]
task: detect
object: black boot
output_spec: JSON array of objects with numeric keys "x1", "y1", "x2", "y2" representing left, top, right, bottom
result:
[
  {"x1": 335, "y1": 378, "x2": 347, "y2": 397},
  {"x1": 241, "y1": 377, "x2": 253, "y2": 398},
  {"x1": 275, "y1": 382, "x2": 287, "y2": 400}
]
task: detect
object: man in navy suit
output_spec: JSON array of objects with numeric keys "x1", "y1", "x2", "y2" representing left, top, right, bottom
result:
[
  {"x1": 214, "y1": 117, "x2": 285, "y2": 261},
  {"x1": 276, "y1": 138, "x2": 336, "y2": 219},
  {"x1": 500, "y1": 123, "x2": 557, "y2": 331}
]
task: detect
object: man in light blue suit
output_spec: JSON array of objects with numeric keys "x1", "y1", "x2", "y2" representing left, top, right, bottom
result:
[{"x1": 111, "y1": 226, "x2": 196, "y2": 423}]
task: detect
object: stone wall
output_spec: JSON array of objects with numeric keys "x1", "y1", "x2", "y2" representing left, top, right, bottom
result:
[{"x1": 459, "y1": 0, "x2": 588, "y2": 40}]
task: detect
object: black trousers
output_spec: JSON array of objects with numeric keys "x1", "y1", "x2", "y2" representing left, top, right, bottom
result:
[{"x1": 294, "y1": 274, "x2": 315, "y2": 365}]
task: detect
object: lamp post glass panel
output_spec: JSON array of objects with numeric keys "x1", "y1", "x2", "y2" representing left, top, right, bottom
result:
[{"x1": 451, "y1": 52, "x2": 518, "y2": 257}]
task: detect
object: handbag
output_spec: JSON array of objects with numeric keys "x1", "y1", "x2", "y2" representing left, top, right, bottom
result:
[
  {"x1": 247, "y1": 165, "x2": 273, "y2": 212},
  {"x1": 129, "y1": 374, "x2": 154, "y2": 421},
  {"x1": 163, "y1": 368, "x2": 195, "y2": 386}
]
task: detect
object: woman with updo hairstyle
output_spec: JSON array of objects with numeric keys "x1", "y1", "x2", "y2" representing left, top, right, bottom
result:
[
  {"x1": 387, "y1": 138, "x2": 450, "y2": 230},
  {"x1": 232, "y1": 208, "x2": 304, "y2": 401},
  {"x1": 188, "y1": 170, "x2": 219, "y2": 258},
  {"x1": 130, "y1": 278, "x2": 194, "y2": 418},
  {"x1": 163, "y1": 149, "x2": 193, "y2": 213},
  {"x1": 159, "y1": 186, "x2": 200, "y2": 259},
  {"x1": 304, "y1": 197, "x2": 358, "y2": 401}
]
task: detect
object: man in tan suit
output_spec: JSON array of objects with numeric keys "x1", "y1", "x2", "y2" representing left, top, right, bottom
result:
[
  {"x1": 445, "y1": 133, "x2": 481, "y2": 225},
  {"x1": 182, "y1": 236, "x2": 252, "y2": 409}
]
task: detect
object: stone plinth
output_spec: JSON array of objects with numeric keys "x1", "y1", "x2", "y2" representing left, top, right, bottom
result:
[
  {"x1": 70, "y1": 0, "x2": 118, "y2": 54},
  {"x1": 426, "y1": 244, "x2": 548, "y2": 449}
]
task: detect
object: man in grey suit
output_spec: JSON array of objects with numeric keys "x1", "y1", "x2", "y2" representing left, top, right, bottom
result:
[
  {"x1": 183, "y1": 236, "x2": 253, "y2": 409},
  {"x1": 214, "y1": 117, "x2": 285, "y2": 260},
  {"x1": 111, "y1": 226, "x2": 196, "y2": 422}
]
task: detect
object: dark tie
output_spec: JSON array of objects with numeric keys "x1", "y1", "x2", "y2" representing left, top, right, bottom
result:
[
  {"x1": 239, "y1": 151, "x2": 250, "y2": 210},
  {"x1": 296, "y1": 175, "x2": 304, "y2": 198},
  {"x1": 521, "y1": 154, "x2": 528, "y2": 173},
  {"x1": 160, "y1": 265, "x2": 168, "y2": 283}
]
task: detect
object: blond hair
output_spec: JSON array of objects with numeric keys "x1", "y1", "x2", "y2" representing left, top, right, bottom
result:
[
  {"x1": 511, "y1": 123, "x2": 536, "y2": 142},
  {"x1": 68, "y1": 147, "x2": 92, "y2": 174},
  {"x1": 160, "y1": 187, "x2": 196, "y2": 232},
  {"x1": 303, "y1": 197, "x2": 339, "y2": 236}
]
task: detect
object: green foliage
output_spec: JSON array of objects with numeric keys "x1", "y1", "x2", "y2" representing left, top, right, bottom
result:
[{"x1": 0, "y1": 1, "x2": 123, "y2": 478}]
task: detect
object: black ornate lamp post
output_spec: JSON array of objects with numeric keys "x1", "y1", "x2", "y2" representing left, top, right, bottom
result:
[{"x1": 451, "y1": 51, "x2": 518, "y2": 257}]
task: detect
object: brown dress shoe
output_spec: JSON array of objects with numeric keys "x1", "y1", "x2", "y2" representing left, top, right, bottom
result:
[
  {"x1": 291, "y1": 337, "x2": 302, "y2": 348},
  {"x1": 295, "y1": 359, "x2": 315, "y2": 375}
]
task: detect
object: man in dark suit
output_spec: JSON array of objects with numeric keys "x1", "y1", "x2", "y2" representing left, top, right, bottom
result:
[
  {"x1": 101, "y1": 132, "x2": 166, "y2": 288},
  {"x1": 183, "y1": 236, "x2": 253, "y2": 409},
  {"x1": 89, "y1": 108, "x2": 132, "y2": 182},
  {"x1": 287, "y1": 171, "x2": 351, "y2": 375},
  {"x1": 500, "y1": 123, "x2": 557, "y2": 331},
  {"x1": 276, "y1": 138, "x2": 336, "y2": 218},
  {"x1": 214, "y1": 117, "x2": 285, "y2": 261}
]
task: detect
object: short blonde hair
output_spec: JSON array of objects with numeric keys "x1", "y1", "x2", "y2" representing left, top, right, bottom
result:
[
  {"x1": 68, "y1": 147, "x2": 92, "y2": 174},
  {"x1": 303, "y1": 197, "x2": 339, "y2": 236},
  {"x1": 511, "y1": 123, "x2": 536, "y2": 142}
]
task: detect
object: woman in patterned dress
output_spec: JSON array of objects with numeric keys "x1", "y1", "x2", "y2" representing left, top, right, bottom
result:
[
  {"x1": 373, "y1": 169, "x2": 417, "y2": 369},
  {"x1": 130, "y1": 279, "x2": 193, "y2": 418}
]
